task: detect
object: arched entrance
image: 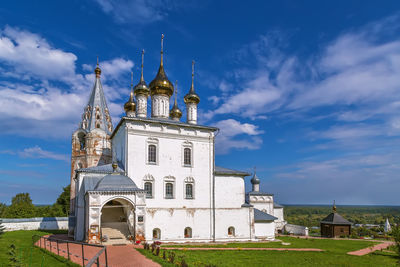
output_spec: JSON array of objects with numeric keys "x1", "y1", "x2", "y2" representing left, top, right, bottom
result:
[{"x1": 100, "y1": 198, "x2": 135, "y2": 244}]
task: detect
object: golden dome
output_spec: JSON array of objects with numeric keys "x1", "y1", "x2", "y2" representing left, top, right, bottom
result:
[
  {"x1": 124, "y1": 94, "x2": 136, "y2": 113},
  {"x1": 124, "y1": 73, "x2": 136, "y2": 113},
  {"x1": 134, "y1": 50, "x2": 150, "y2": 96},
  {"x1": 149, "y1": 34, "x2": 174, "y2": 97},
  {"x1": 184, "y1": 61, "x2": 200, "y2": 104},
  {"x1": 170, "y1": 81, "x2": 182, "y2": 120},
  {"x1": 170, "y1": 102, "x2": 182, "y2": 119}
]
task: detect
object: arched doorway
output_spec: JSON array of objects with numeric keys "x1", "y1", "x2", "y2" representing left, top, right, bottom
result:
[{"x1": 100, "y1": 198, "x2": 135, "y2": 244}]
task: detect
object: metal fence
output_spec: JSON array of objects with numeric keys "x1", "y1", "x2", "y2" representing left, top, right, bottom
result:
[{"x1": 32, "y1": 235, "x2": 108, "y2": 267}]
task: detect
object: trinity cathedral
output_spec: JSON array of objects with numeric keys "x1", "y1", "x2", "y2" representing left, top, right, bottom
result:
[{"x1": 68, "y1": 35, "x2": 286, "y2": 244}]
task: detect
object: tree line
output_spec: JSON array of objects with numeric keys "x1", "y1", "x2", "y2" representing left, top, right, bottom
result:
[{"x1": 0, "y1": 186, "x2": 70, "y2": 218}]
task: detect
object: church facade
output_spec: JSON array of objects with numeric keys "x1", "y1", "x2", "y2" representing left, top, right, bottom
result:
[{"x1": 69, "y1": 36, "x2": 285, "y2": 244}]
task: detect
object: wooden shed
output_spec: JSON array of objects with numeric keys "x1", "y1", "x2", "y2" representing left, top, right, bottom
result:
[{"x1": 320, "y1": 204, "x2": 352, "y2": 238}]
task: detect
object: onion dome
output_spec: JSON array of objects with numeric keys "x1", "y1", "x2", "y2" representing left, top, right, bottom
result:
[
  {"x1": 94, "y1": 56, "x2": 101, "y2": 77},
  {"x1": 134, "y1": 49, "x2": 150, "y2": 96},
  {"x1": 124, "y1": 72, "x2": 136, "y2": 114},
  {"x1": 251, "y1": 168, "x2": 260, "y2": 185},
  {"x1": 170, "y1": 81, "x2": 182, "y2": 120},
  {"x1": 149, "y1": 34, "x2": 174, "y2": 97},
  {"x1": 184, "y1": 61, "x2": 200, "y2": 104}
]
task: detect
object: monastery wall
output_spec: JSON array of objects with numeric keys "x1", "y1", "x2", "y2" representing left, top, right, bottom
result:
[
  {"x1": 254, "y1": 222, "x2": 275, "y2": 240},
  {"x1": 1, "y1": 217, "x2": 68, "y2": 231},
  {"x1": 215, "y1": 175, "x2": 245, "y2": 208}
]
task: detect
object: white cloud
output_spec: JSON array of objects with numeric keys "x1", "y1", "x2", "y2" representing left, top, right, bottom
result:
[
  {"x1": 0, "y1": 146, "x2": 68, "y2": 162},
  {"x1": 213, "y1": 119, "x2": 264, "y2": 154},
  {"x1": 0, "y1": 26, "x2": 134, "y2": 138},
  {"x1": 0, "y1": 26, "x2": 78, "y2": 82},
  {"x1": 94, "y1": 0, "x2": 167, "y2": 24}
]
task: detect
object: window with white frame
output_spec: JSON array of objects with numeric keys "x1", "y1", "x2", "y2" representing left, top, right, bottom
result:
[
  {"x1": 228, "y1": 226, "x2": 235, "y2": 236},
  {"x1": 148, "y1": 144, "x2": 156, "y2": 163},
  {"x1": 182, "y1": 142, "x2": 193, "y2": 167},
  {"x1": 184, "y1": 147, "x2": 191, "y2": 166},
  {"x1": 165, "y1": 183, "x2": 173, "y2": 199},
  {"x1": 164, "y1": 176, "x2": 175, "y2": 199},
  {"x1": 143, "y1": 174, "x2": 155, "y2": 198},
  {"x1": 144, "y1": 182, "x2": 153, "y2": 198},
  {"x1": 184, "y1": 177, "x2": 195, "y2": 199}
]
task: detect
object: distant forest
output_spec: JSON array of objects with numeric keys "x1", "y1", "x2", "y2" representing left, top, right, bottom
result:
[{"x1": 285, "y1": 205, "x2": 400, "y2": 227}]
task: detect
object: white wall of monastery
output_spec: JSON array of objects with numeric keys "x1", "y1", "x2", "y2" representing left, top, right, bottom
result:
[
  {"x1": 254, "y1": 222, "x2": 275, "y2": 239},
  {"x1": 1, "y1": 218, "x2": 68, "y2": 231}
]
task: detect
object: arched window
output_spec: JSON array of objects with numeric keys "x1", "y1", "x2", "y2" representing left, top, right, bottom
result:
[
  {"x1": 184, "y1": 227, "x2": 192, "y2": 238},
  {"x1": 184, "y1": 148, "x2": 191, "y2": 166},
  {"x1": 78, "y1": 133, "x2": 85, "y2": 150},
  {"x1": 148, "y1": 145, "x2": 156, "y2": 163},
  {"x1": 228, "y1": 226, "x2": 235, "y2": 236},
  {"x1": 153, "y1": 228, "x2": 161, "y2": 240},
  {"x1": 185, "y1": 183, "x2": 193, "y2": 199},
  {"x1": 144, "y1": 182, "x2": 153, "y2": 198},
  {"x1": 165, "y1": 183, "x2": 173, "y2": 199},
  {"x1": 96, "y1": 122, "x2": 101, "y2": 128}
]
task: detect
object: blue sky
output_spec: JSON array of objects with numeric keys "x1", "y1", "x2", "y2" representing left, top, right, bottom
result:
[{"x1": 1, "y1": 0, "x2": 400, "y2": 205}]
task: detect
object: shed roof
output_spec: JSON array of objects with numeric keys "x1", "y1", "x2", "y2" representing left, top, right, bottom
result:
[
  {"x1": 93, "y1": 173, "x2": 143, "y2": 192},
  {"x1": 321, "y1": 212, "x2": 352, "y2": 225},
  {"x1": 215, "y1": 166, "x2": 250, "y2": 176},
  {"x1": 254, "y1": 208, "x2": 278, "y2": 222},
  {"x1": 77, "y1": 163, "x2": 124, "y2": 174}
]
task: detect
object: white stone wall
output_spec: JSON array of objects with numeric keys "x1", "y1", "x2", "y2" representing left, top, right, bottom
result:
[
  {"x1": 215, "y1": 175, "x2": 245, "y2": 208},
  {"x1": 284, "y1": 224, "x2": 309, "y2": 236},
  {"x1": 1, "y1": 218, "x2": 68, "y2": 231},
  {"x1": 254, "y1": 222, "x2": 275, "y2": 240},
  {"x1": 249, "y1": 195, "x2": 274, "y2": 214},
  {"x1": 214, "y1": 208, "x2": 255, "y2": 241},
  {"x1": 123, "y1": 120, "x2": 215, "y2": 210}
]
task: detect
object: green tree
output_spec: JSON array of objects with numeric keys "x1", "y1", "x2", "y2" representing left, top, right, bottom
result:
[
  {"x1": 53, "y1": 185, "x2": 70, "y2": 216},
  {"x1": 0, "y1": 202, "x2": 6, "y2": 217},
  {"x1": 392, "y1": 223, "x2": 400, "y2": 263},
  {"x1": 3, "y1": 193, "x2": 35, "y2": 218}
]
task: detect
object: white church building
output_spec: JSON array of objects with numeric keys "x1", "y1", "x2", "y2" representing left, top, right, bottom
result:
[{"x1": 68, "y1": 36, "x2": 286, "y2": 244}]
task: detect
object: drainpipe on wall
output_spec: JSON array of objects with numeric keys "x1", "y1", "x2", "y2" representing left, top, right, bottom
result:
[{"x1": 212, "y1": 129, "x2": 219, "y2": 242}]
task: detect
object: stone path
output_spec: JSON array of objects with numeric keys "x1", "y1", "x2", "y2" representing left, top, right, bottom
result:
[
  {"x1": 35, "y1": 235, "x2": 160, "y2": 267},
  {"x1": 162, "y1": 247, "x2": 324, "y2": 251},
  {"x1": 347, "y1": 241, "x2": 395, "y2": 256}
]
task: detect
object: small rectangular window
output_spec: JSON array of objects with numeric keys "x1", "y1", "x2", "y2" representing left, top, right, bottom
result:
[
  {"x1": 138, "y1": 216, "x2": 144, "y2": 222},
  {"x1": 185, "y1": 183, "x2": 193, "y2": 199},
  {"x1": 148, "y1": 145, "x2": 157, "y2": 163},
  {"x1": 144, "y1": 182, "x2": 153, "y2": 198},
  {"x1": 165, "y1": 183, "x2": 173, "y2": 199},
  {"x1": 184, "y1": 147, "x2": 191, "y2": 166}
]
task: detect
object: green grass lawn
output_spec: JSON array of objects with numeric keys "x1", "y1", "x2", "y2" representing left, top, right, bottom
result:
[
  {"x1": 139, "y1": 236, "x2": 400, "y2": 267},
  {"x1": 0, "y1": 230, "x2": 79, "y2": 267}
]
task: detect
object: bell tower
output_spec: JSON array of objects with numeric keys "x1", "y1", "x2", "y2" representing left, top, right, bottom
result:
[{"x1": 70, "y1": 60, "x2": 113, "y2": 217}]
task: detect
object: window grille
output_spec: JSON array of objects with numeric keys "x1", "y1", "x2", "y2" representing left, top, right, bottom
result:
[
  {"x1": 185, "y1": 184, "x2": 193, "y2": 199},
  {"x1": 165, "y1": 183, "x2": 173, "y2": 199},
  {"x1": 144, "y1": 182, "x2": 153, "y2": 198},
  {"x1": 148, "y1": 145, "x2": 156, "y2": 163},
  {"x1": 184, "y1": 148, "x2": 191, "y2": 166}
]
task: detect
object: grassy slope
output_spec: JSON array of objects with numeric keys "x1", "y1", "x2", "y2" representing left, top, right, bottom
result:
[
  {"x1": 140, "y1": 237, "x2": 399, "y2": 267},
  {"x1": 0, "y1": 230, "x2": 79, "y2": 267}
]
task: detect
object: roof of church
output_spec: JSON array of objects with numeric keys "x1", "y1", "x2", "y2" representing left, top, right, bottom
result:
[
  {"x1": 247, "y1": 191, "x2": 274, "y2": 196},
  {"x1": 111, "y1": 116, "x2": 218, "y2": 139},
  {"x1": 254, "y1": 208, "x2": 278, "y2": 222},
  {"x1": 320, "y1": 212, "x2": 352, "y2": 225},
  {"x1": 215, "y1": 166, "x2": 250, "y2": 176},
  {"x1": 77, "y1": 163, "x2": 124, "y2": 174},
  {"x1": 93, "y1": 173, "x2": 143, "y2": 192},
  {"x1": 79, "y1": 66, "x2": 113, "y2": 135}
]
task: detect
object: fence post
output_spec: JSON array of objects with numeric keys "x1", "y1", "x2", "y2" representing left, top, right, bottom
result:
[
  {"x1": 67, "y1": 242, "x2": 70, "y2": 261},
  {"x1": 50, "y1": 240, "x2": 52, "y2": 253},
  {"x1": 81, "y1": 243, "x2": 85, "y2": 266},
  {"x1": 96, "y1": 256, "x2": 100, "y2": 267},
  {"x1": 57, "y1": 239, "x2": 59, "y2": 256},
  {"x1": 105, "y1": 246, "x2": 108, "y2": 267},
  {"x1": 40, "y1": 237, "x2": 42, "y2": 248}
]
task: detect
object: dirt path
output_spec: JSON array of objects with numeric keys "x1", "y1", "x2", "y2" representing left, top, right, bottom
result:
[
  {"x1": 35, "y1": 235, "x2": 160, "y2": 267},
  {"x1": 162, "y1": 247, "x2": 324, "y2": 251},
  {"x1": 347, "y1": 241, "x2": 395, "y2": 256}
]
